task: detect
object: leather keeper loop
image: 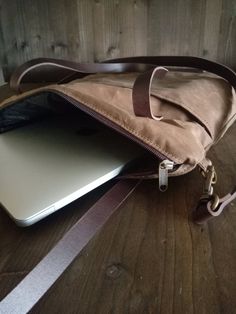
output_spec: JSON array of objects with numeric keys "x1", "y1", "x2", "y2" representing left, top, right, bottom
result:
[{"x1": 132, "y1": 67, "x2": 168, "y2": 120}]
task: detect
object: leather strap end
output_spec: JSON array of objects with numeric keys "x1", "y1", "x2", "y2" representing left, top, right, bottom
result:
[{"x1": 193, "y1": 188, "x2": 236, "y2": 224}]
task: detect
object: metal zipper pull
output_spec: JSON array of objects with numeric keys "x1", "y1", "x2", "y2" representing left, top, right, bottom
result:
[{"x1": 159, "y1": 159, "x2": 174, "y2": 192}]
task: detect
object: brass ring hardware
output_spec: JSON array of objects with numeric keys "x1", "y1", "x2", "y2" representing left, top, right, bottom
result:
[{"x1": 200, "y1": 164, "x2": 217, "y2": 197}]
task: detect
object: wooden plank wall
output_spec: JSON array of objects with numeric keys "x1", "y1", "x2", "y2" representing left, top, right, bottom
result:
[{"x1": 0, "y1": 0, "x2": 236, "y2": 80}]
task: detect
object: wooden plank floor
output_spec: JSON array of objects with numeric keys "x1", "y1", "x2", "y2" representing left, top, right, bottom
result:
[{"x1": 0, "y1": 106, "x2": 236, "y2": 313}]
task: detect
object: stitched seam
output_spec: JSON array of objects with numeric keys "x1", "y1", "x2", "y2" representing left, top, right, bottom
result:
[
  {"x1": 1, "y1": 86, "x2": 199, "y2": 165},
  {"x1": 1, "y1": 85, "x2": 201, "y2": 165},
  {"x1": 152, "y1": 92, "x2": 213, "y2": 136},
  {"x1": 77, "y1": 79, "x2": 213, "y2": 135},
  {"x1": 62, "y1": 86, "x2": 184, "y2": 163}
]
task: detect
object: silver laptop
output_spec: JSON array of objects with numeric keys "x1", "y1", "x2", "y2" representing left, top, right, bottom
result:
[{"x1": 0, "y1": 115, "x2": 143, "y2": 226}]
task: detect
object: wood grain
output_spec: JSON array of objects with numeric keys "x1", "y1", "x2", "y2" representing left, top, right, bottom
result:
[
  {"x1": 217, "y1": 0, "x2": 236, "y2": 66},
  {"x1": 203, "y1": 0, "x2": 222, "y2": 60},
  {"x1": 0, "y1": 96, "x2": 236, "y2": 313},
  {"x1": 148, "y1": 0, "x2": 206, "y2": 56},
  {"x1": 1, "y1": 0, "x2": 236, "y2": 80},
  {"x1": 0, "y1": 69, "x2": 4, "y2": 85}
]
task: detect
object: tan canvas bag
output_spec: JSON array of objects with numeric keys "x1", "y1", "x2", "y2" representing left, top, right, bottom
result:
[{"x1": 0, "y1": 56, "x2": 236, "y2": 313}]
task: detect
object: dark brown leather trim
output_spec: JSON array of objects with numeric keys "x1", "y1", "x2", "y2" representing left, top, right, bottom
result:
[
  {"x1": 10, "y1": 56, "x2": 236, "y2": 94},
  {"x1": 105, "y1": 56, "x2": 236, "y2": 91},
  {"x1": 9, "y1": 58, "x2": 154, "y2": 93},
  {"x1": 132, "y1": 67, "x2": 168, "y2": 120}
]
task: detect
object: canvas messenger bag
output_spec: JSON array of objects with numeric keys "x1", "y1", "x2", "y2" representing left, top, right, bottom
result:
[{"x1": 0, "y1": 56, "x2": 236, "y2": 313}]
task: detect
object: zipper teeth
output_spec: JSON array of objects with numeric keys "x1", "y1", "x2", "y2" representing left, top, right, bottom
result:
[{"x1": 51, "y1": 90, "x2": 173, "y2": 162}]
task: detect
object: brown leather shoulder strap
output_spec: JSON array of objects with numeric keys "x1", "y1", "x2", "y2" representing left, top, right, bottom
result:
[
  {"x1": 10, "y1": 56, "x2": 236, "y2": 93},
  {"x1": 106, "y1": 56, "x2": 236, "y2": 91},
  {"x1": 0, "y1": 179, "x2": 140, "y2": 314},
  {"x1": 9, "y1": 58, "x2": 154, "y2": 92}
]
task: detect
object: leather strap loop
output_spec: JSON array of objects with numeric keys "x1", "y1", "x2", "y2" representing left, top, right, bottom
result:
[{"x1": 132, "y1": 67, "x2": 168, "y2": 120}]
